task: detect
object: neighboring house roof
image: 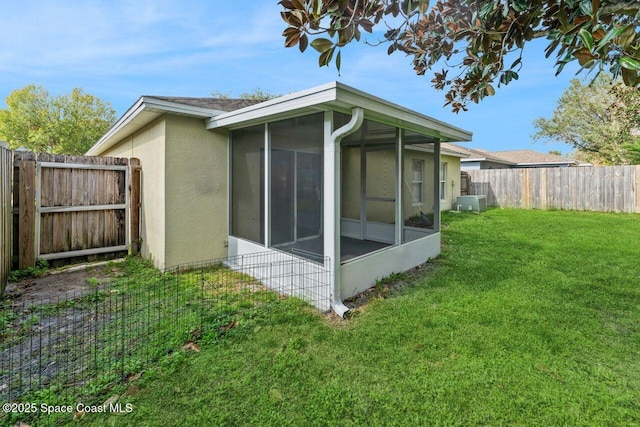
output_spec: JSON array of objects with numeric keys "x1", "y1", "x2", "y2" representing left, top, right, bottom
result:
[
  {"x1": 451, "y1": 145, "x2": 516, "y2": 166},
  {"x1": 451, "y1": 145, "x2": 591, "y2": 167},
  {"x1": 490, "y1": 149, "x2": 586, "y2": 167},
  {"x1": 87, "y1": 82, "x2": 473, "y2": 156}
]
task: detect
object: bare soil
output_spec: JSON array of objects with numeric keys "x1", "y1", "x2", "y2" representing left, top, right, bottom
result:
[
  {"x1": 342, "y1": 259, "x2": 438, "y2": 312},
  {"x1": 4, "y1": 264, "x2": 121, "y2": 308}
]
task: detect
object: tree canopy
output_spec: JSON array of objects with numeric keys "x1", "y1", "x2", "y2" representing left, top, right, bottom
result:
[
  {"x1": 0, "y1": 85, "x2": 116, "y2": 155},
  {"x1": 211, "y1": 87, "x2": 282, "y2": 101},
  {"x1": 533, "y1": 73, "x2": 640, "y2": 165},
  {"x1": 279, "y1": 0, "x2": 640, "y2": 112}
]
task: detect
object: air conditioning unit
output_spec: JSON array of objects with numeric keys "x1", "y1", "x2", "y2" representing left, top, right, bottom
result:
[{"x1": 456, "y1": 195, "x2": 487, "y2": 212}]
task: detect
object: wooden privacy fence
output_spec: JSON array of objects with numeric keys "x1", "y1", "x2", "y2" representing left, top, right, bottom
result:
[
  {"x1": 1, "y1": 146, "x2": 11, "y2": 294},
  {"x1": 466, "y1": 165, "x2": 640, "y2": 213},
  {"x1": 12, "y1": 152, "x2": 141, "y2": 270}
]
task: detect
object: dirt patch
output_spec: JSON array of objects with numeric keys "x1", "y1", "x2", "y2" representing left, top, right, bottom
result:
[
  {"x1": 342, "y1": 259, "x2": 439, "y2": 313},
  {"x1": 4, "y1": 264, "x2": 121, "y2": 308}
]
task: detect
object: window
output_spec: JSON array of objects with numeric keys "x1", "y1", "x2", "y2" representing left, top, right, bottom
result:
[
  {"x1": 440, "y1": 162, "x2": 447, "y2": 200},
  {"x1": 411, "y1": 160, "x2": 423, "y2": 205}
]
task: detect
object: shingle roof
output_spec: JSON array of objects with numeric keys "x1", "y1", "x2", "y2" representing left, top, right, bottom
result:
[
  {"x1": 490, "y1": 149, "x2": 577, "y2": 165},
  {"x1": 450, "y1": 145, "x2": 516, "y2": 164},
  {"x1": 150, "y1": 96, "x2": 264, "y2": 112}
]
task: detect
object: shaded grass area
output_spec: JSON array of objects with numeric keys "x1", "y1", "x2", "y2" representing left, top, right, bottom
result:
[
  {"x1": 81, "y1": 210, "x2": 638, "y2": 425},
  {"x1": 1, "y1": 258, "x2": 283, "y2": 426}
]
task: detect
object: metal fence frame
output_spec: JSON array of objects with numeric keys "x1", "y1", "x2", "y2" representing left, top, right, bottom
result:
[{"x1": 0, "y1": 252, "x2": 331, "y2": 402}]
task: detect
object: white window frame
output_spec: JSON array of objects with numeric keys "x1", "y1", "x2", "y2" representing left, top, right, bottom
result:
[
  {"x1": 440, "y1": 162, "x2": 447, "y2": 200},
  {"x1": 411, "y1": 159, "x2": 424, "y2": 205}
]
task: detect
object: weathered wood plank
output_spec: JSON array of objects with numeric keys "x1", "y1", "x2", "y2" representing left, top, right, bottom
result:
[
  {"x1": 130, "y1": 158, "x2": 142, "y2": 255},
  {"x1": 1, "y1": 146, "x2": 12, "y2": 293},
  {"x1": 465, "y1": 165, "x2": 640, "y2": 213},
  {"x1": 635, "y1": 166, "x2": 640, "y2": 213},
  {"x1": 18, "y1": 159, "x2": 36, "y2": 268},
  {"x1": 39, "y1": 204, "x2": 127, "y2": 214},
  {"x1": 39, "y1": 245, "x2": 128, "y2": 260}
]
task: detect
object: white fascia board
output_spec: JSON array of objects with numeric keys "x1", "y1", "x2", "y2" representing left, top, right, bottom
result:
[
  {"x1": 206, "y1": 82, "x2": 339, "y2": 129},
  {"x1": 86, "y1": 97, "x2": 146, "y2": 155},
  {"x1": 461, "y1": 156, "x2": 517, "y2": 166},
  {"x1": 405, "y1": 145, "x2": 469, "y2": 158},
  {"x1": 334, "y1": 84, "x2": 472, "y2": 143},
  {"x1": 86, "y1": 96, "x2": 221, "y2": 156},
  {"x1": 461, "y1": 157, "x2": 488, "y2": 162},
  {"x1": 206, "y1": 81, "x2": 473, "y2": 143}
]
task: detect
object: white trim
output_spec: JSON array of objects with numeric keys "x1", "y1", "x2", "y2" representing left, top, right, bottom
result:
[
  {"x1": 440, "y1": 161, "x2": 448, "y2": 201},
  {"x1": 207, "y1": 82, "x2": 472, "y2": 143},
  {"x1": 405, "y1": 144, "x2": 469, "y2": 159},
  {"x1": 340, "y1": 232, "x2": 440, "y2": 299},
  {"x1": 264, "y1": 123, "x2": 271, "y2": 247},
  {"x1": 86, "y1": 96, "x2": 223, "y2": 156}
]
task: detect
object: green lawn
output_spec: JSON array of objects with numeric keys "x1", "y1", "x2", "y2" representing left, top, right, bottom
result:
[{"x1": 84, "y1": 209, "x2": 640, "y2": 426}]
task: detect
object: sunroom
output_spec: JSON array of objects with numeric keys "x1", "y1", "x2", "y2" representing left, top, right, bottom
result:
[{"x1": 207, "y1": 82, "x2": 472, "y2": 316}]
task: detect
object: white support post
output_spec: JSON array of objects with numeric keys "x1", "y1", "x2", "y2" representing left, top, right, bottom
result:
[
  {"x1": 395, "y1": 129, "x2": 403, "y2": 245},
  {"x1": 323, "y1": 111, "x2": 339, "y2": 284},
  {"x1": 433, "y1": 139, "x2": 441, "y2": 232},
  {"x1": 264, "y1": 123, "x2": 270, "y2": 247},
  {"x1": 326, "y1": 108, "x2": 364, "y2": 317}
]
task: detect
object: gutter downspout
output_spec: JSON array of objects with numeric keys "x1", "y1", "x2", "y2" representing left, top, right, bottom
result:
[{"x1": 327, "y1": 107, "x2": 364, "y2": 318}]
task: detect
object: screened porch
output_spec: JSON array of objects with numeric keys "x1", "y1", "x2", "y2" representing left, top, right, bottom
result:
[{"x1": 228, "y1": 111, "x2": 442, "y2": 265}]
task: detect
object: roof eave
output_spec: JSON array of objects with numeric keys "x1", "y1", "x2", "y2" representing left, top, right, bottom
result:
[
  {"x1": 206, "y1": 82, "x2": 472, "y2": 143},
  {"x1": 86, "y1": 97, "x2": 223, "y2": 156},
  {"x1": 406, "y1": 145, "x2": 469, "y2": 158}
]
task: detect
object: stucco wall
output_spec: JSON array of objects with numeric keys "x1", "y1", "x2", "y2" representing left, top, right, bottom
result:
[
  {"x1": 341, "y1": 146, "x2": 461, "y2": 224},
  {"x1": 403, "y1": 149, "x2": 435, "y2": 218},
  {"x1": 341, "y1": 146, "x2": 361, "y2": 220},
  {"x1": 164, "y1": 115, "x2": 229, "y2": 267},
  {"x1": 404, "y1": 150, "x2": 461, "y2": 213},
  {"x1": 441, "y1": 154, "x2": 461, "y2": 210},
  {"x1": 100, "y1": 117, "x2": 167, "y2": 268}
]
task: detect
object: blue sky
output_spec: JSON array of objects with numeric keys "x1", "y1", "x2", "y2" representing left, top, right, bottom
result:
[{"x1": 1, "y1": 1, "x2": 583, "y2": 154}]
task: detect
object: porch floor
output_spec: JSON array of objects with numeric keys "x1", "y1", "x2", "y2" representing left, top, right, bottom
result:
[{"x1": 273, "y1": 236, "x2": 392, "y2": 263}]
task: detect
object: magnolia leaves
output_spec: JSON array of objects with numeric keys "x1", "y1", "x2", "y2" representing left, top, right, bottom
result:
[
  {"x1": 279, "y1": 0, "x2": 380, "y2": 70},
  {"x1": 573, "y1": 22, "x2": 639, "y2": 85},
  {"x1": 279, "y1": 0, "x2": 640, "y2": 112}
]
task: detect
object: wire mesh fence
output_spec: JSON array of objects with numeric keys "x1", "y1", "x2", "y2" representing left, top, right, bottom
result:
[{"x1": 0, "y1": 252, "x2": 331, "y2": 402}]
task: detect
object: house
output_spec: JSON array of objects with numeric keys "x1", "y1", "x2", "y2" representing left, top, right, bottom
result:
[
  {"x1": 456, "y1": 147, "x2": 590, "y2": 170},
  {"x1": 87, "y1": 82, "x2": 472, "y2": 315}
]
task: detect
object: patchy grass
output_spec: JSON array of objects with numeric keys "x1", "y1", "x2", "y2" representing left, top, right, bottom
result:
[
  {"x1": 1, "y1": 257, "x2": 288, "y2": 427},
  {"x1": 61, "y1": 210, "x2": 640, "y2": 424}
]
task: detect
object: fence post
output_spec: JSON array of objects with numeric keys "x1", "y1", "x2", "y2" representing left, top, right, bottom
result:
[
  {"x1": 121, "y1": 291, "x2": 126, "y2": 381},
  {"x1": 129, "y1": 158, "x2": 142, "y2": 255},
  {"x1": 16, "y1": 153, "x2": 37, "y2": 269},
  {"x1": 0, "y1": 145, "x2": 12, "y2": 293},
  {"x1": 200, "y1": 267, "x2": 206, "y2": 334}
]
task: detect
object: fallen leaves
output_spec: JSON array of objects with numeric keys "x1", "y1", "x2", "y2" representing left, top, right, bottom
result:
[{"x1": 181, "y1": 342, "x2": 201, "y2": 352}]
